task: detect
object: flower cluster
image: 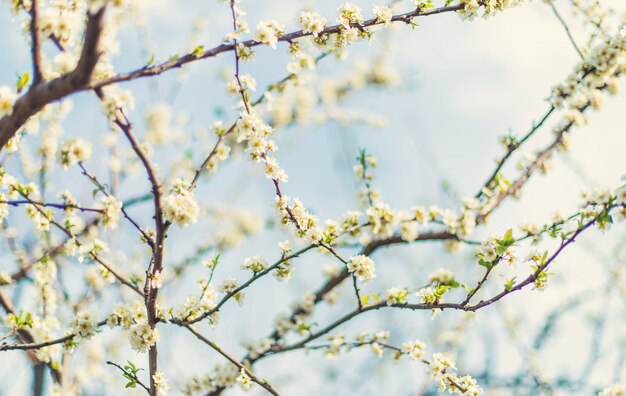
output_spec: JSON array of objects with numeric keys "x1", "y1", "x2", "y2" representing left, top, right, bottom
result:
[
  {"x1": 153, "y1": 371, "x2": 171, "y2": 394},
  {"x1": 549, "y1": 33, "x2": 626, "y2": 131},
  {"x1": 34, "y1": 259, "x2": 58, "y2": 315},
  {"x1": 236, "y1": 368, "x2": 252, "y2": 390},
  {"x1": 385, "y1": 287, "x2": 409, "y2": 306},
  {"x1": 99, "y1": 86, "x2": 135, "y2": 120},
  {"x1": 176, "y1": 277, "x2": 218, "y2": 322},
  {"x1": 373, "y1": 5, "x2": 393, "y2": 27},
  {"x1": 183, "y1": 364, "x2": 240, "y2": 395},
  {"x1": 58, "y1": 138, "x2": 92, "y2": 169},
  {"x1": 242, "y1": 256, "x2": 267, "y2": 274},
  {"x1": 275, "y1": 195, "x2": 323, "y2": 243},
  {"x1": 299, "y1": 11, "x2": 326, "y2": 37},
  {"x1": 347, "y1": 254, "x2": 376, "y2": 283},
  {"x1": 338, "y1": 3, "x2": 364, "y2": 28},
  {"x1": 98, "y1": 195, "x2": 122, "y2": 229},
  {"x1": 402, "y1": 340, "x2": 426, "y2": 360},
  {"x1": 162, "y1": 179, "x2": 200, "y2": 227},
  {"x1": 255, "y1": 20, "x2": 284, "y2": 48},
  {"x1": 458, "y1": 0, "x2": 524, "y2": 20},
  {"x1": 71, "y1": 311, "x2": 99, "y2": 339},
  {"x1": 128, "y1": 322, "x2": 160, "y2": 353}
]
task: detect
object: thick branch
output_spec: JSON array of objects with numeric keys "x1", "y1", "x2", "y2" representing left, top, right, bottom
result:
[{"x1": 0, "y1": 6, "x2": 107, "y2": 150}]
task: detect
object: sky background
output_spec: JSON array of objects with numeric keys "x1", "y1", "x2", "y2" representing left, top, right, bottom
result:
[{"x1": 0, "y1": 0, "x2": 625, "y2": 395}]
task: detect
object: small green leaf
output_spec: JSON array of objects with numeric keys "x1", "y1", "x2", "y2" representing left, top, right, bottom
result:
[
  {"x1": 16, "y1": 72, "x2": 30, "y2": 92},
  {"x1": 192, "y1": 45, "x2": 205, "y2": 58},
  {"x1": 504, "y1": 277, "x2": 516, "y2": 291}
]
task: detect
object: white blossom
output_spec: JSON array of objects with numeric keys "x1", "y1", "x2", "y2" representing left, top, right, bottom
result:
[{"x1": 348, "y1": 254, "x2": 376, "y2": 283}]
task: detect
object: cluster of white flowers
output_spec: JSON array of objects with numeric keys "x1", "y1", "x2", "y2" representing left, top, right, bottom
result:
[
  {"x1": 234, "y1": 109, "x2": 289, "y2": 184},
  {"x1": 402, "y1": 340, "x2": 426, "y2": 360},
  {"x1": 0, "y1": 86, "x2": 17, "y2": 117},
  {"x1": 69, "y1": 238, "x2": 110, "y2": 264},
  {"x1": 199, "y1": 128, "x2": 231, "y2": 176},
  {"x1": 153, "y1": 371, "x2": 170, "y2": 394},
  {"x1": 417, "y1": 287, "x2": 438, "y2": 304},
  {"x1": 33, "y1": 259, "x2": 58, "y2": 315},
  {"x1": 338, "y1": 3, "x2": 364, "y2": 28},
  {"x1": 347, "y1": 254, "x2": 376, "y2": 283},
  {"x1": 429, "y1": 269, "x2": 455, "y2": 285},
  {"x1": 399, "y1": 214, "x2": 419, "y2": 242},
  {"x1": 26, "y1": 203, "x2": 52, "y2": 231},
  {"x1": 84, "y1": 264, "x2": 114, "y2": 290},
  {"x1": 255, "y1": 20, "x2": 283, "y2": 48},
  {"x1": 324, "y1": 333, "x2": 346, "y2": 358},
  {"x1": 373, "y1": 5, "x2": 393, "y2": 27},
  {"x1": 218, "y1": 277, "x2": 245, "y2": 306},
  {"x1": 286, "y1": 53, "x2": 316, "y2": 75},
  {"x1": 107, "y1": 301, "x2": 145, "y2": 329},
  {"x1": 275, "y1": 195, "x2": 323, "y2": 243},
  {"x1": 366, "y1": 201, "x2": 397, "y2": 238},
  {"x1": 458, "y1": 0, "x2": 524, "y2": 20},
  {"x1": 183, "y1": 364, "x2": 240, "y2": 395},
  {"x1": 175, "y1": 277, "x2": 218, "y2": 321},
  {"x1": 430, "y1": 352, "x2": 456, "y2": 388},
  {"x1": 273, "y1": 313, "x2": 295, "y2": 336},
  {"x1": 579, "y1": 186, "x2": 626, "y2": 226},
  {"x1": 28, "y1": 316, "x2": 63, "y2": 364},
  {"x1": 549, "y1": 33, "x2": 626, "y2": 128},
  {"x1": 242, "y1": 256, "x2": 266, "y2": 274},
  {"x1": 71, "y1": 311, "x2": 99, "y2": 339},
  {"x1": 385, "y1": 287, "x2": 408, "y2": 306},
  {"x1": 58, "y1": 138, "x2": 92, "y2": 169},
  {"x1": 476, "y1": 231, "x2": 516, "y2": 266},
  {"x1": 355, "y1": 330, "x2": 390, "y2": 358},
  {"x1": 128, "y1": 321, "x2": 160, "y2": 353},
  {"x1": 99, "y1": 86, "x2": 135, "y2": 120},
  {"x1": 299, "y1": 11, "x2": 326, "y2": 37},
  {"x1": 236, "y1": 368, "x2": 252, "y2": 390},
  {"x1": 162, "y1": 179, "x2": 200, "y2": 227},
  {"x1": 97, "y1": 195, "x2": 122, "y2": 229},
  {"x1": 274, "y1": 260, "x2": 294, "y2": 281},
  {"x1": 227, "y1": 75, "x2": 256, "y2": 95}
]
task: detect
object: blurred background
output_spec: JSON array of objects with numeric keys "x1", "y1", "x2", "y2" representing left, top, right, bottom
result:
[{"x1": 0, "y1": 0, "x2": 625, "y2": 394}]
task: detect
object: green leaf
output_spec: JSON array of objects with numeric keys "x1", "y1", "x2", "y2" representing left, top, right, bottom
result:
[
  {"x1": 495, "y1": 244, "x2": 508, "y2": 255},
  {"x1": 504, "y1": 277, "x2": 516, "y2": 291},
  {"x1": 16, "y1": 72, "x2": 30, "y2": 92},
  {"x1": 192, "y1": 45, "x2": 205, "y2": 58},
  {"x1": 478, "y1": 259, "x2": 492, "y2": 268}
]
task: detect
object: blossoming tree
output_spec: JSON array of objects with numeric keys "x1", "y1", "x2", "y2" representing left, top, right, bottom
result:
[{"x1": 0, "y1": 0, "x2": 625, "y2": 395}]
